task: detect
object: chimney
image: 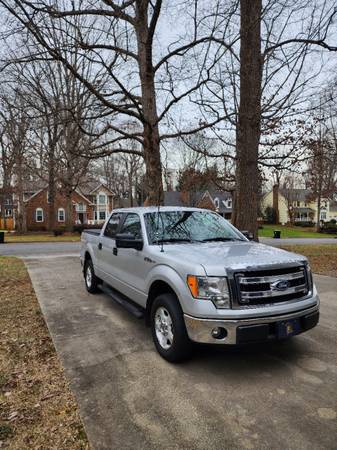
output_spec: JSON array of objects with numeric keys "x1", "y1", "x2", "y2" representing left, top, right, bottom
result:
[{"x1": 272, "y1": 184, "x2": 280, "y2": 224}]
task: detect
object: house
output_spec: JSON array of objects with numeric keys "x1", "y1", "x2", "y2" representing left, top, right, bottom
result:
[
  {"x1": 23, "y1": 182, "x2": 114, "y2": 231},
  {"x1": 210, "y1": 190, "x2": 233, "y2": 219},
  {"x1": 163, "y1": 190, "x2": 233, "y2": 219},
  {"x1": 261, "y1": 185, "x2": 337, "y2": 225},
  {"x1": 78, "y1": 182, "x2": 114, "y2": 224}
]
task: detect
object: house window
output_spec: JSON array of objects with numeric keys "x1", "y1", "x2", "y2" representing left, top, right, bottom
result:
[
  {"x1": 320, "y1": 211, "x2": 327, "y2": 220},
  {"x1": 36, "y1": 208, "x2": 44, "y2": 222},
  {"x1": 5, "y1": 198, "x2": 11, "y2": 205},
  {"x1": 99, "y1": 211, "x2": 106, "y2": 221},
  {"x1": 227, "y1": 199, "x2": 232, "y2": 208},
  {"x1": 58, "y1": 208, "x2": 65, "y2": 222},
  {"x1": 98, "y1": 194, "x2": 107, "y2": 204},
  {"x1": 214, "y1": 198, "x2": 220, "y2": 209},
  {"x1": 5, "y1": 208, "x2": 12, "y2": 217}
]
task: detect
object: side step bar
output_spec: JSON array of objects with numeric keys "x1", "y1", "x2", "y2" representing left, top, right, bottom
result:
[{"x1": 99, "y1": 283, "x2": 144, "y2": 319}]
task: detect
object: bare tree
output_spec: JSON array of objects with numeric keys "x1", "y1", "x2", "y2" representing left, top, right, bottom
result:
[
  {"x1": 0, "y1": 0, "x2": 234, "y2": 205},
  {"x1": 193, "y1": 0, "x2": 337, "y2": 237},
  {"x1": 0, "y1": 92, "x2": 31, "y2": 232}
]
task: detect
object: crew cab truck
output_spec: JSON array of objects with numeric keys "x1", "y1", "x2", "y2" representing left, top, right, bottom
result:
[{"x1": 80, "y1": 207, "x2": 319, "y2": 362}]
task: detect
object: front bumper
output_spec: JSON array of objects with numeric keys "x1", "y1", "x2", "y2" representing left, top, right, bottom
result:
[{"x1": 184, "y1": 304, "x2": 319, "y2": 345}]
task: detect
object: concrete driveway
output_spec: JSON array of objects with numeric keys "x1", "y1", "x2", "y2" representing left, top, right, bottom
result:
[
  {"x1": 0, "y1": 241, "x2": 80, "y2": 257},
  {"x1": 24, "y1": 256, "x2": 337, "y2": 450}
]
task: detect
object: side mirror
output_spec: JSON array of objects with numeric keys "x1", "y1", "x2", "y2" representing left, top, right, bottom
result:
[
  {"x1": 241, "y1": 230, "x2": 254, "y2": 241},
  {"x1": 115, "y1": 233, "x2": 143, "y2": 251}
]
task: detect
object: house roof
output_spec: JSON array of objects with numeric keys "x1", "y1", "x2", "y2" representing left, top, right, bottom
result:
[
  {"x1": 279, "y1": 188, "x2": 312, "y2": 202},
  {"x1": 22, "y1": 180, "x2": 46, "y2": 193},
  {"x1": 163, "y1": 190, "x2": 233, "y2": 212},
  {"x1": 164, "y1": 191, "x2": 184, "y2": 206},
  {"x1": 293, "y1": 207, "x2": 314, "y2": 213},
  {"x1": 210, "y1": 190, "x2": 233, "y2": 213},
  {"x1": 79, "y1": 182, "x2": 114, "y2": 196}
]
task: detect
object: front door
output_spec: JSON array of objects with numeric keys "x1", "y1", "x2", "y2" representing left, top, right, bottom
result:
[{"x1": 114, "y1": 213, "x2": 148, "y2": 306}]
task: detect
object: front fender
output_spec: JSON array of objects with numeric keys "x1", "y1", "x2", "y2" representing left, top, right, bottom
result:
[{"x1": 145, "y1": 264, "x2": 193, "y2": 313}]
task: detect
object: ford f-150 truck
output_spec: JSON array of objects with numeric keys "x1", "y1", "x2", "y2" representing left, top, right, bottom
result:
[{"x1": 80, "y1": 207, "x2": 319, "y2": 362}]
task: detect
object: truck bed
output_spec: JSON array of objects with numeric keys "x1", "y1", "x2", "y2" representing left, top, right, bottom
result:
[{"x1": 82, "y1": 229, "x2": 101, "y2": 236}]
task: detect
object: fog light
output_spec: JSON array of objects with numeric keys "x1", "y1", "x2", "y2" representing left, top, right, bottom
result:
[{"x1": 211, "y1": 327, "x2": 227, "y2": 339}]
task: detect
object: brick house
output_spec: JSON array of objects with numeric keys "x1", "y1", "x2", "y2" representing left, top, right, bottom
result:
[{"x1": 24, "y1": 182, "x2": 114, "y2": 231}]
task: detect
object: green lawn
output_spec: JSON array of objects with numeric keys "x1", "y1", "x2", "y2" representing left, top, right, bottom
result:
[
  {"x1": 0, "y1": 231, "x2": 80, "y2": 243},
  {"x1": 258, "y1": 224, "x2": 336, "y2": 239}
]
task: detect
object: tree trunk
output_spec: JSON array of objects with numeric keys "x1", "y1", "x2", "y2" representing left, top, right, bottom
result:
[
  {"x1": 316, "y1": 173, "x2": 323, "y2": 231},
  {"x1": 47, "y1": 138, "x2": 56, "y2": 231},
  {"x1": 16, "y1": 156, "x2": 27, "y2": 233},
  {"x1": 233, "y1": 0, "x2": 262, "y2": 240},
  {"x1": 135, "y1": 2, "x2": 164, "y2": 206},
  {"x1": 65, "y1": 190, "x2": 73, "y2": 231}
]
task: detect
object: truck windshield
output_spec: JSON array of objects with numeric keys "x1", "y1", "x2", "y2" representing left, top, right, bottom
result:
[{"x1": 144, "y1": 211, "x2": 246, "y2": 244}]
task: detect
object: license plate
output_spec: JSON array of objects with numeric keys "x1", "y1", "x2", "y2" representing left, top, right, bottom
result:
[{"x1": 277, "y1": 318, "x2": 301, "y2": 338}]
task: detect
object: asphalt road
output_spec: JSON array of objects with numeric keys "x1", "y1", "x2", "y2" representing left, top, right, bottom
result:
[
  {"x1": 1, "y1": 237, "x2": 337, "y2": 259},
  {"x1": 0, "y1": 242, "x2": 80, "y2": 257},
  {"x1": 260, "y1": 237, "x2": 337, "y2": 246},
  {"x1": 25, "y1": 256, "x2": 337, "y2": 450}
]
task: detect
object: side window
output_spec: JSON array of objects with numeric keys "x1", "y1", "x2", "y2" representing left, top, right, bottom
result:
[
  {"x1": 120, "y1": 214, "x2": 142, "y2": 239},
  {"x1": 104, "y1": 213, "x2": 122, "y2": 238}
]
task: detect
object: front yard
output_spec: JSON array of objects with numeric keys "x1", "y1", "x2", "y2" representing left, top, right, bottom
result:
[
  {"x1": 0, "y1": 257, "x2": 89, "y2": 449},
  {"x1": 281, "y1": 244, "x2": 337, "y2": 277},
  {"x1": 258, "y1": 224, "x2": 336, "y2": 238},
  {"x1": 0, "y1": 232, "x2": 81, "y2": 243}
]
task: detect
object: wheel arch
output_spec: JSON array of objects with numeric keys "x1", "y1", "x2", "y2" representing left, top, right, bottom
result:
[
  {"x1": 145, "y1": 280, "x2": 180, "y2": 326},
  {"x1": 84, "y1": 250, "x2": 92, "y2": 262}
]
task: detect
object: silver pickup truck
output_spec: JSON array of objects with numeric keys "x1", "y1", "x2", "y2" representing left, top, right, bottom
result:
[{"x1": 80, "y1": 206, "x2": 319, "y2": 362}]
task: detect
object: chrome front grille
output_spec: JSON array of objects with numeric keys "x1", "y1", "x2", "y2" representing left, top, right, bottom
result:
[{"x1": 235, "y1": 266, "x2": 309, "y2": 306}]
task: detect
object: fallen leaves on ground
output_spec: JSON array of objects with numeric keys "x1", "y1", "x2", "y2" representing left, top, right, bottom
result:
[
  {"x1": 280, "y1": 244, "x2": 337, "y2": 277},
  {"x1": 0, "y1": 257, "x2": 90, "y2": 449}
]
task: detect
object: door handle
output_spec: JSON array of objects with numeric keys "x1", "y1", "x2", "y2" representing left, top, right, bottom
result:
[
  {"x1": 113, "y1": 247, "x2": 118, "y2": 256},
  {"x1": 98, "y1": 242, "x2": 102, "y2": 250}
]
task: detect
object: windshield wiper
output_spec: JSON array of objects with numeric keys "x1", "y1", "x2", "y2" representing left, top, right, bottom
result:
[
  {"x1": 155, "y1": 238, "x2": 195, "y2": 244},
  {"x1": 201, "y1": 237, "x2": 243, "y2": 242}
]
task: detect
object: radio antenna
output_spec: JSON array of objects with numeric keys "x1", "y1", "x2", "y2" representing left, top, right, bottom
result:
[{"x1": 157, "y1": 189, "x2": 164, "y2": 252}]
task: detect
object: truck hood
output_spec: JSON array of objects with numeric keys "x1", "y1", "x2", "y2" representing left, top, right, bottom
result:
[{"x1": 159, "y1": 241, "x2": 306, "y2": 276}]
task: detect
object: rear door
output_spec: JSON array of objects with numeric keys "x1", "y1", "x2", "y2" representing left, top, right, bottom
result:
[{"x1": 97, "y1": 212, "x2": 124, "y2": 287}]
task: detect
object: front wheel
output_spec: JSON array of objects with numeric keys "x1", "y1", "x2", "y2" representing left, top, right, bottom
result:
[
  {"x1": 150, "y1": 293, "x2": 192, "y2": 363},
  {"x1": 84, "y1": 259, "x2": 100, "y2": 293}
]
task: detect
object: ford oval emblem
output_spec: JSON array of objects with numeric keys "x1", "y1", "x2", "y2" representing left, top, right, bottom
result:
[{"x1": 271, "y1": 280, "x2": 289, "y2": 291}]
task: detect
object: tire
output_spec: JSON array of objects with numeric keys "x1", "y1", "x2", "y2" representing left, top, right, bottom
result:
[
  {"x1": 84, "y1": 259, "x2": 100, "y2": 293},
  {"x1": 150, "y1": 293, "x2": 192, "y2": 363}
]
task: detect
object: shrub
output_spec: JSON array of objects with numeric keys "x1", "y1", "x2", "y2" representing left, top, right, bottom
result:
[
  {"x1": 320, "y1": 220, "x2": 337, "y2": 234},
  {"x1": 53, "y1": 225, "x2": 66, "y2": 236},
  {"x1": 264, "y1": 206, "x2": 277, "y2": 224},
  {"x1": 294, "y1": 221, "x2": 314, "y2": 227},
  {"x1": 73, "y1": 224, "x2": 102, "y2": 234}
]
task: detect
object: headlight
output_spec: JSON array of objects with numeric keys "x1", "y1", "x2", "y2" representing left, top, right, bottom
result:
[{"x1": 187, "y1": 275, "x2": 231, "y2": 308}]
